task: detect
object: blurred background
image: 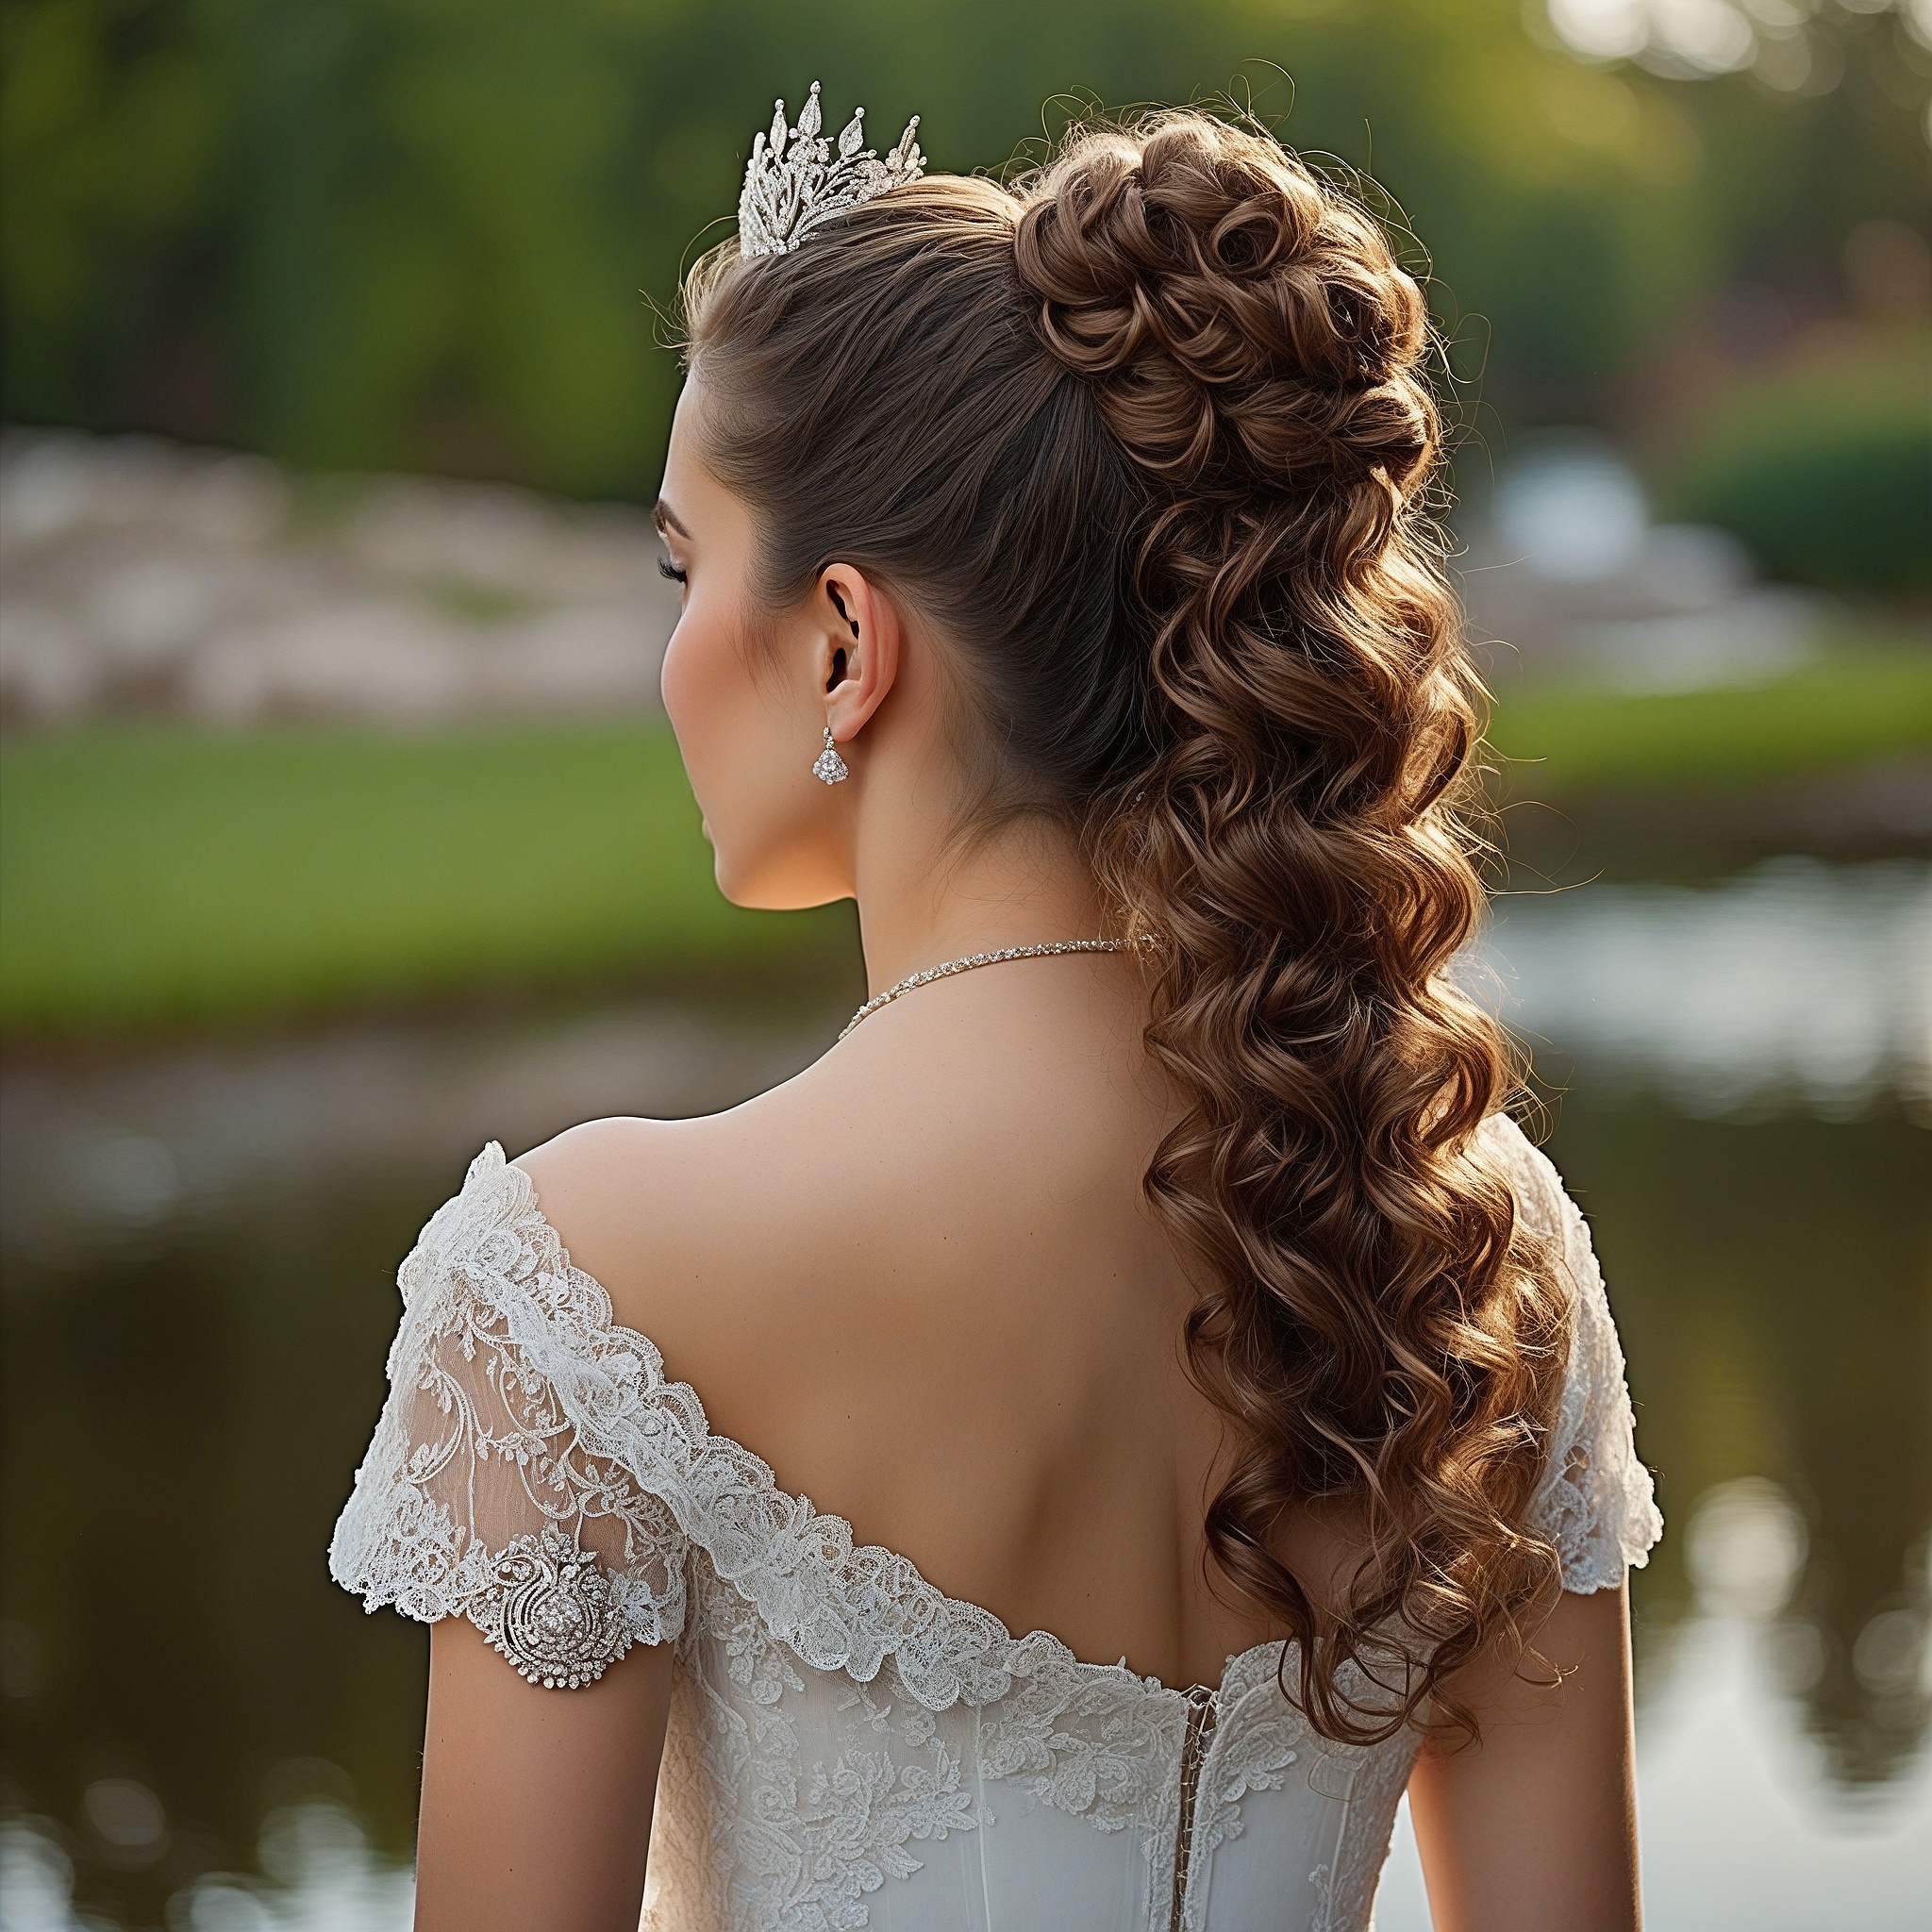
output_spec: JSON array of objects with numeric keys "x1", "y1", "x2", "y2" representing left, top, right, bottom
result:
[{"x1": 1, "y1": 1, "x2": 1928, "y2": 1926}]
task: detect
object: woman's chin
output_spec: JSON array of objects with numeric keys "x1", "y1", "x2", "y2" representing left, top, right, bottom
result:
[
  {"x1": 710, "y1": 853, "x2": 787, "y2": 911},
  {"x1": 712, "y1": 853, "x2": 849, "y2": 913}
]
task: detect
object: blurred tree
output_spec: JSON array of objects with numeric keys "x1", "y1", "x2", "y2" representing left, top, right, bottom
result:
[
  {"x1": 1, "y1": 0, "x2": 228, "y2": 429},
  {"x1": 1664, "y1": 342, "x2": 1932, "y2": 589},
  {"x1": 2, "y1": 0, "x2": 1926, "y2": 497}
]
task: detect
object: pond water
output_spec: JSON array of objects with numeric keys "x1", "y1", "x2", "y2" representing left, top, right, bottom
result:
[{"x1": 2, "y1": 858, "x2": 1928, "y2": 1931}]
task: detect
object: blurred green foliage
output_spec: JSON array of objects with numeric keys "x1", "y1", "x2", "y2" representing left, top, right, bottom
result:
[
  {"x1": 5, "y1": 652, "x2": 1927, "y2": 1037},
  {"x1": 0, "y1": 721, "x2": 852, "y2": 1036},
  {"x1": 1489, "y1": 646, "x2": 1932, "y2": 795},
  {"x1": 3, "y1": 0, "x2": 1926, "y2": 497},
  {"x1": 1662, "y1": 341, "x2": 1932, "y2": 590}
]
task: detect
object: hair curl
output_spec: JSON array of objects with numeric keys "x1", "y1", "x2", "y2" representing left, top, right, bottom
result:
[{"x1": 680, "y1": 108, "x2": 1570, "y2": 1742}]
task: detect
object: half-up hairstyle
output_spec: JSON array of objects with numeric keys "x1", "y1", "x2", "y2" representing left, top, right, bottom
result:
[{"x1": 680, "y1": 108, "x2": 1571, "y2": 1743}]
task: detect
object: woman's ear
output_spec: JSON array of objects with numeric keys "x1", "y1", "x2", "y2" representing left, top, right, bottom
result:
[{"x1": 816, "y1": 564, "x2": 902, "y2": 742}]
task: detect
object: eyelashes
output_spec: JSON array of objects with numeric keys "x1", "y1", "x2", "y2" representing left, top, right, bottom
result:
[{"x1": 658, "y1": 558, "x2": 688, "y2": 585}]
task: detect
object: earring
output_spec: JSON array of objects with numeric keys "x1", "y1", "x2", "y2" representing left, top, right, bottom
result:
[{"x1": 811, "y1": 725, "x2": 849, "y2": 785}]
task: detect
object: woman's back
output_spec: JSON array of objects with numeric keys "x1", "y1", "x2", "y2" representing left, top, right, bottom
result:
[{"x1": 522, "y1": 951, "x2": 1250, "y2": 1689}]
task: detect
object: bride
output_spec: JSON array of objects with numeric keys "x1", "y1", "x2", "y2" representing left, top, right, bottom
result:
[{"x1": 332, "y1": 89, "x2": 1659, "y2": 1932}]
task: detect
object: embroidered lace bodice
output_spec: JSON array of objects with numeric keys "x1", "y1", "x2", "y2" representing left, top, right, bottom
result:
[{"x1": 330, "y1": 1114, "x2": 1659, "y2": 1932}]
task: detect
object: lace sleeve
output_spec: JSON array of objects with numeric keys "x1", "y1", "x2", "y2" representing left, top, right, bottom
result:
[
  {"x1": 327, "y1": 1146, "x2": 689, "y2": 1687},
  {"x1": 1482, "y1": 1115, "x2": 1663, "y2": 1593}
]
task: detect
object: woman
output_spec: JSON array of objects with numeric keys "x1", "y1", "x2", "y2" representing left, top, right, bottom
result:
[{"x1": 332, "y1": 89, "x2": 1659, "y2": 1932}]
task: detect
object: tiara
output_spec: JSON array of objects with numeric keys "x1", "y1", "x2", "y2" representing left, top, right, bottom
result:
[{"x1": 738, "y1": 81, "x2": 924, "y2": 258}]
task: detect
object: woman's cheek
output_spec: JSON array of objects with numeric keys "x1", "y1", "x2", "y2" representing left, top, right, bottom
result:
[
  {"x1": 661, "y1": 607, "x2": 768, "y2": 889},
  {"x1": 660, "y1": 617, "x2": 724, "y2": 802},
  {"x1": 658, "y1": 611, "x2": 694, "y2": 732}
]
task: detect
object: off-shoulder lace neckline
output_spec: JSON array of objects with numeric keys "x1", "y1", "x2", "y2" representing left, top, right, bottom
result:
[
  {"x1": 458, "y1": 1141, "x2": 1278, "y2": 1706},
  {"x1": 429, "y1": 1117, "x2": 1651, "y2": 1712}
]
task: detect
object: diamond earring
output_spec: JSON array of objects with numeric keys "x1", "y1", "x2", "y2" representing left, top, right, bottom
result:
[{"x1": 811, "y1": 726, "x2": 849, "y2": 785}]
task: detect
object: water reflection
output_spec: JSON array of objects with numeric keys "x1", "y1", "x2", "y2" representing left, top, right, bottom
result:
[
  {"x1": 1, "y1": 1179, "x2": 443, "y2": 1930},
  {"x1": 1382, "y1": 1476, "x2": 1932, "y2": 1932},
  {"x1": 1, "y1": 1801, "x2": 413, "y2": 1931},
  {"x1": 2, "y1": 859, "x2": 1928, "y2": 1928},
  {"x1": 1551, "y1": 1101, "x2": 1932, "y2": 1794},
  {"x1": 1482, "y1": 856, "x2": 1932, "y2": 1119}
]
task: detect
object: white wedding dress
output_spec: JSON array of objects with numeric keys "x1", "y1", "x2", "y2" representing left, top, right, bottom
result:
[{"x1": 331, "y1": 1112, "x2": 1659, "y2": 1932}]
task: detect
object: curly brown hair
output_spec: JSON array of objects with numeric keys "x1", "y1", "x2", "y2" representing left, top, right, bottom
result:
[{"x1": 681, "y1": 108, "x2": 1571, "y2": 1743}]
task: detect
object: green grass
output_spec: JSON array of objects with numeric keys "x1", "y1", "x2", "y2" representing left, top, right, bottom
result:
[
  {"x1": 0, "y1": 721, "x2": 849, "y2": 1039},
  {"x1": 4, "y1": 650, "x2": 1927, "y2": 1039},
  {"x1": 1487, "y1": 649, "x2": 1932, "y2": 798}
]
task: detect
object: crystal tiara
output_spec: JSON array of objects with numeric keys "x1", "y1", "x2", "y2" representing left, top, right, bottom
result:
[{"x1": 738, "y1": 81, "x2": 924, "y2": 259}]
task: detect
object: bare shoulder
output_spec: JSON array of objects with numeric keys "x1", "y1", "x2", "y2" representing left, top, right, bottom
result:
[
  {"x1": 513, "y1": 1111, "x2": 726, "y2": 1300},
  {"x1": 507, "y1": 955, "x2": 1178, "y2": 1487},
  {"x1": 510, "y1": 1025, "x2": 973, "y2": 1327},
  {"x1": 502, "y1": 1024, "x2": 1020, "y2": 1455},
  {"x1": 517, "y1": 956, "x2": 1162, "y2": 1315},
  {"x1": 510, "y1": 1100, "x2": 821, "y2": 1424}
]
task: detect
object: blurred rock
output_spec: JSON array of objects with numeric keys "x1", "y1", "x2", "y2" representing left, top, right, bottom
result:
[
  {"x1": 0, "y1": 427, "x2": 678, "y2": 727},
  {"x1": 184, "y1": 603, "x2": 475, "y2": 724},
  {"x1": 0, "y1": 997, "x2": 849, "y2": 1263},
  {"x1": 1459, "y1": 434, "x2": 1825, "y2": 691}
]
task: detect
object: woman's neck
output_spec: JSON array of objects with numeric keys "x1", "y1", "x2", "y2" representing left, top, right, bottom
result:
[{"x1": 849, "y1": 804, "x2": 1107, "y2": 998}]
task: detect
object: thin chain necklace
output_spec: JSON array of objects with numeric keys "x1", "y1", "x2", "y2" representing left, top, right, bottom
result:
[{"x1": 837, "y1": 939, "x2": 1133, "y2": 1043}]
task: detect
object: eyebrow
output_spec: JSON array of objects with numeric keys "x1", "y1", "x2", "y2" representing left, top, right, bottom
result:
[{"x1": 653, "y1": 499, "x2": 691, "y2": 539}]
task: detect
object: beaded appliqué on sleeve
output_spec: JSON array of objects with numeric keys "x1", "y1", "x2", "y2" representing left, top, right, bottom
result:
[
  {"x1": 367, "y1": 1147, "x2": 1106, "y2": 1720},
  {"x1": 474, "y1": 1525, "x2": 634, "y2": 1689},
  {"x1": 327, "y1": 1150, "x2": 690, "y2": 1685}
]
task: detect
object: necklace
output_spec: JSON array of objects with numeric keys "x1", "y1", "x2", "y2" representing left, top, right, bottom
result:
[{"x1": 837, "y1": 939, "x2": 1133, "y2": 1043}]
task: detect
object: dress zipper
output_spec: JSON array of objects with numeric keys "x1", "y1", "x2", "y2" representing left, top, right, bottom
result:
[{"x1": 1168, "y1": 1682, "x2": 1220, "y2": 1932}]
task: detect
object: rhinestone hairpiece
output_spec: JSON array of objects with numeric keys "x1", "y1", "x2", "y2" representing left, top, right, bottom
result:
[{"x1": 738, "y1": 81, "x2": 924, "y2": 258}]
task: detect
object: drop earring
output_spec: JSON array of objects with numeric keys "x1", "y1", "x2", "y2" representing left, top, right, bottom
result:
[{"x1": 811, "y1": 726, "x2": 849, "y2": 785}]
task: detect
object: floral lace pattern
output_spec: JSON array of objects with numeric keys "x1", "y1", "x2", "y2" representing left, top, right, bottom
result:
[
  {"x1": 670, "y1": 1583, "x2": 989, "y2": 1926},
  {"x1": 328, "y1": 1161, "x2": 689, "y2": 1678},
  {"x1": 1481, "y1": 1116, "x2": 1664, "y2": 1592},
  {"x1": 1187, "y1": 1645, "x2": 1310, "y2": 1867},
  {"x1": 332, "y1": 1135, "x2": 1659, "y2": 1931},
  {"x1": 974, "y1": 1631, "x2": 1179, "y2": 1832}
]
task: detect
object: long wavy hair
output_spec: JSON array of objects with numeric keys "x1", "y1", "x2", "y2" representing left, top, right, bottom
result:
[{"x1": 680, "y1": 108, "x2": 1570, "y2": 1742}]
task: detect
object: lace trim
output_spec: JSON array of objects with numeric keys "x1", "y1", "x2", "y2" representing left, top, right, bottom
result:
[
  {"x1": 334, "y1": 1476, "x2": 650, "y2": 1686},
  {"x1": 683, "y1": 1586, "x2": 987, "y2": 1924},
  {"x1": 327, "y1": 1145, "x2": 691, "y2": 1678},
  {"x1": 1187, "y1": 1646, "x2": 1307, "y2": 1866},
  {"x1": 354, "y1": 1141, "x2": 1209, "y2": 1716},
  {"x1": 1481, "y1": 1116, "x2": 1663, "y2": 1593},
  {"x1": 970, "y1": 1628, "x2": 1174, "y2": 1826},
  {"x1": 330, "y1": 1131, "x2": 1651, "y2": 1928},
  {"x1": 338, "y1": 1126, "x2": 1655, "y2": 1693}
]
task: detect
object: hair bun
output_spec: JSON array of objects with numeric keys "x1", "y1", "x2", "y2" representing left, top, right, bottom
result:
[{"x1": 1013, "y1": 115, "x2": 1434, "y2": 501}]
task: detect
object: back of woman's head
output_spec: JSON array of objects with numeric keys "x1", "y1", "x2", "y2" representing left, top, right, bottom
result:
[{"x1": 681, "y1": 108, "x2": 1569, "y2": 1744}]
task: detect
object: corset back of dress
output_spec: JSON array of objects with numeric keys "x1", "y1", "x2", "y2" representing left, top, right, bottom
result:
[{"x1": 643, "y1": 1542, "x2": 1417, "y2": 1932}]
